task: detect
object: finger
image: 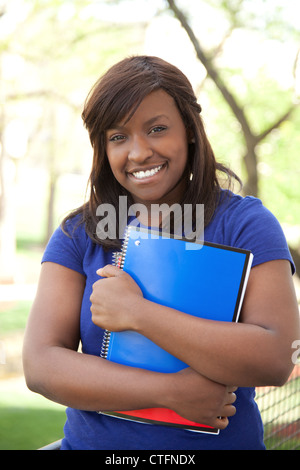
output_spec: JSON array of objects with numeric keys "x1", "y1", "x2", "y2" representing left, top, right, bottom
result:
[
  {"x1": 224, "y1": 403, "x2": 237, "y2": 418},
  {"x1": 227, "y1": 385, "x2": 238, "y2": 393},
  {"x1": 97, "y1": 264, "x2": 121, "y2": 278},
  {"x1": 214, "y1": 416, "x2": 229, "y2": 430},
  {"x1": 227, "y1": 392, "x2": 237, "y2": 405}
]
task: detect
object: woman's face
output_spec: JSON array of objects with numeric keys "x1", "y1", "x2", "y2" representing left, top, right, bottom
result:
[{"x1": 105, "y1": 89, "x2": 189, "y2": 208}]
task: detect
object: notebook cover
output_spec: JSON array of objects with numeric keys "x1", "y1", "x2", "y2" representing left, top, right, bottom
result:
[{"x1": 100, "y1": 226, "x2": 253, "y2": 433}]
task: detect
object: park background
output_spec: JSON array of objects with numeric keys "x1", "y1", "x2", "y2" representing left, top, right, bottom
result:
[{"x1": 0, "y1": 0, "x2": 299, "y2": 450}]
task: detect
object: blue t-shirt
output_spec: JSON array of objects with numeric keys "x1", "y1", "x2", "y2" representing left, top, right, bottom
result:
[{"x1": 42, "y1": 191, "x2": 294, "y2": 450}]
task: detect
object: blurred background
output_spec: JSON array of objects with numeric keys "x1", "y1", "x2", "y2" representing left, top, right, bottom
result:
[{"x1": 0, "y1": 0, "x2": 299, "y2": 450}]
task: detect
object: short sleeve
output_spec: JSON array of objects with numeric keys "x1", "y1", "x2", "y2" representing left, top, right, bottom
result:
[
  {"x1": 224, "y1": 196, "x2": 295, "y2": 274},
  {"x1": 42, "y1": 217, "x2": 87, "y2": 276}
]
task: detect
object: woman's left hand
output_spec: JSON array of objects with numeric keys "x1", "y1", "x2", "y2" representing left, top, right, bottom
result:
[{"x1": 90, "y1": 264, "x2": 143, "y2": 331}]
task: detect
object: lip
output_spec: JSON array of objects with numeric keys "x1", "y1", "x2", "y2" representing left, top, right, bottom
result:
[{"x1": 126, "y1": 162, "x2": 167, "y2": 181}]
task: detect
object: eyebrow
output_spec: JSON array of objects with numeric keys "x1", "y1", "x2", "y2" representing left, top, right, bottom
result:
[
  {"x1": 144, "y1": 114, "x2": 170, "y2": 126},
  {"x1": 108, "y1": 114, "x2": 170, "y2": 131}
]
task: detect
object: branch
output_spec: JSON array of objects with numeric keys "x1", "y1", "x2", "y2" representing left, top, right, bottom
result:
[
  {"x1": 255, "y1": 46, "x2": 299, "y2": 142},
  {"x1": 165, "y1": 0, "x2": 254, "y2": 146},
  {"x1": 256, "y1": 105, "x2": 297, "y2": 143},
  {"x1": 212, "y1": 26, "x2": 235, "y2": 59},
  {"x1": 166, "y1": 0, "x2": 298, "y2": 147},
  {"x1": 5, "y1": 89, "x2": 80, "y2": 111},
  {"x1": 292, "y1": 46, "x2": 300, "y2": 80}
]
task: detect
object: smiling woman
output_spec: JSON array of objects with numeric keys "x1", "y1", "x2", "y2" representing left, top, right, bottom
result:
[
  {"x1": 22, "y1": 56, "x2": 299, "y2": 451},
  {"x1": 105, "y1": 90, "x2": 189, "y2": 212},
  {"x1": 69, "y1": 55, "x2": 239, "y2": 249}
]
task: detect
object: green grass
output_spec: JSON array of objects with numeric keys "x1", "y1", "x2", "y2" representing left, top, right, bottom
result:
[
  {"x1": 0, "y1": 300, "x2": 32, "y2": 335},
  {"x1": 1, "y1": 298, "x2": 66, "y2": 450},
  {"x1": 0, "y1": 382, "x2": 66, "y2": 450}
]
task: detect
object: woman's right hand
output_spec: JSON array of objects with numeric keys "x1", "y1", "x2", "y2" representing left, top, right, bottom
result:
[{"x1": 164, "y1": 367, "x2": 237, "y2": 430}]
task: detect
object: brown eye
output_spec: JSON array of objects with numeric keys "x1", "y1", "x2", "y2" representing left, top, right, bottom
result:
[
  {"x1": 149, "y1": 126, "x2": 167, "y2": 134},
  {"x1": 109, "y1": 134, "x2": 125, "y2": 142}
]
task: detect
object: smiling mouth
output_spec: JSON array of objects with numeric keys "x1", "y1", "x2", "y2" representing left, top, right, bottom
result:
[{"x1": 130, "y1": 164, "x2": 165, "y2": 180}]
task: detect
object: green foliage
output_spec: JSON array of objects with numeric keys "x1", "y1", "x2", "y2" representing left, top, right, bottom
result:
[
  {"x1": 1, "y1": 0, "x2": 298, "y2": 250},
  {"x1": 258, "y1": 110, "x2": 300, "y2": 228},
  {"x1": 186, "y1": 0, "x2": 300, "y2": 233}
]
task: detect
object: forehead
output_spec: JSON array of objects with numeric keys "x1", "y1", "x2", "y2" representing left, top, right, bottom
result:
[{"x1": 117, "y1": 89, "x2": 180, "y2": 127}]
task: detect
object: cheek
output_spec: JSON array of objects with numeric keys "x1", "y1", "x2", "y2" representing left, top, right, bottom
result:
[
  {"x1": 106, "y1": 152, "x2": 124, "y2": 179},
  {"x1": 171, "y1": 142, "x2": 189, "y2": 171}
]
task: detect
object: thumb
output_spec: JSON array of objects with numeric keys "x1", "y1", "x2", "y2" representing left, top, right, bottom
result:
[{"x1": 97, "y1": 264, "x2": 121, "y2": 278}]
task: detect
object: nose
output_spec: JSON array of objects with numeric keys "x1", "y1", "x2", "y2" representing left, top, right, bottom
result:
[{"x1": 128, "y1": 135, "x2": 153, "y2": 163}]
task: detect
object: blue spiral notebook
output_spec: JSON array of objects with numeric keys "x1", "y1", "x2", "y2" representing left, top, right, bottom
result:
[{"x1": 100, "y1": 225, "x2": 253, "y2": 433}]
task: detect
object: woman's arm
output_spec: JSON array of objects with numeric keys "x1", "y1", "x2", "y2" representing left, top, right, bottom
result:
[
  {"x1": 23, "y1": 262, "x2": 236, "y2": 429},
  {"x1": 92, "y1": 259, "x2": 300, "y2": 388}
]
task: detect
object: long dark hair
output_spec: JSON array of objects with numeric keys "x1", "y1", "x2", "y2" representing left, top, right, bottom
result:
[{"x1": 62, "y1": 55, "x2": 241, "y2": 249}]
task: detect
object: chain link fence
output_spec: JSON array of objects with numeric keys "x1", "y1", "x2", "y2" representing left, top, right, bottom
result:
[{"x1": 255, "y1": 364, "x2": 300, "y2": 450}]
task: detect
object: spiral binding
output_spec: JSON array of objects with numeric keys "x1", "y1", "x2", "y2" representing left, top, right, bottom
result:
[
  {"x1": 114, "y1": 225, "x2": 131, "y2": 269},
  {"x1": 100, "y1": 226, "x2": 132, "y2": 359},
  {"x1": 100, "y1": 330, "x2": 111, "y2": 359}
]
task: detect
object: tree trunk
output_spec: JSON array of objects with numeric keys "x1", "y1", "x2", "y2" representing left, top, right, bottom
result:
[
  {"x1": 45, "y1": 172, "x2": 58, "y2": 244},
  {"x1": 243, "y1": 147, "x2": 258, "y2": 197}
]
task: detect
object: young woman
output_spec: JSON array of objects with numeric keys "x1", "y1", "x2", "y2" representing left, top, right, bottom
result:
[{"x1": 23, "y1": 56, "x2": 299, "y2": 450}]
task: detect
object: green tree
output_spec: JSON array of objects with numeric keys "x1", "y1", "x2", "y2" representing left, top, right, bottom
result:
[
  {"x1": 164, "y1": 0, "x2": 300, "y2": 270},
  {"x1": 166, "y1": 0, "x2": 299, "y2": 197},
  {"x1": 0, "y1": 0, "x2": 146, "y2": 281}
]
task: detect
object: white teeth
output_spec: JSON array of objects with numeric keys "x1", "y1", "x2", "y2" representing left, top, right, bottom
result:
[{"x1": 132, "y1": 164, "x2": 163, "y2": 179}]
